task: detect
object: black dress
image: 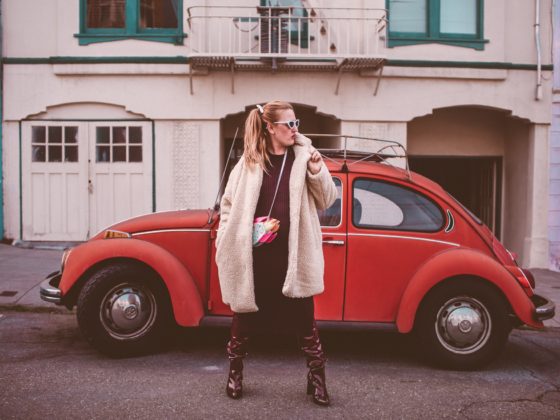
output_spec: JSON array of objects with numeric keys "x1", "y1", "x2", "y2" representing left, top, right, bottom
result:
[{"x1": 233, "y1": 148, "x2": 315, "y2": 337}]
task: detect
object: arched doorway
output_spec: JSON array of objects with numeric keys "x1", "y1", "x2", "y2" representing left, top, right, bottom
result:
[
  {"x1": 407, "y1": 106, "x2": 530, "y2": 244},
  {"x1": 220, "y1": 103, "x2": 340, "y2": 177}
]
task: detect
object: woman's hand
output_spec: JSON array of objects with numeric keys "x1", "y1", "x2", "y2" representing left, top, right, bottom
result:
[{"x1": 307, "y1": 149, "x2": 323, "y2": 175}]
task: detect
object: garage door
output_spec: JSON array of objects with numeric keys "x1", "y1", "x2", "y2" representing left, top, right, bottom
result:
[{"x1": 22, "y1": 121, "x2": 152, "y2": 241}]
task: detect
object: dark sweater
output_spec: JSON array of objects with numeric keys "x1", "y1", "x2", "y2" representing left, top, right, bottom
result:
[{"x1": 253, "y1": 147, "x2": 295, "y2": 244}]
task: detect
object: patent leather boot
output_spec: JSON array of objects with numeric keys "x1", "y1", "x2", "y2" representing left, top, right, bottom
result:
[
  {"x1": 300, "y1": 323, "x2": 330, "y2": 406},
  {"x1": 226, "y1": 335, "x2": 248, "y2": 399}
]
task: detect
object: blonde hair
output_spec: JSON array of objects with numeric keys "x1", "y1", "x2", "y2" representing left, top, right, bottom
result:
[{"x1": 243, "y1": 101, "x2": 294, "y2": 169}]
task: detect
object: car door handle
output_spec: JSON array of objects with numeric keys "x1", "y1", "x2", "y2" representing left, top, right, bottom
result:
[{"x1": 322, "y1": 239, "x2": 345, "y2": 246}]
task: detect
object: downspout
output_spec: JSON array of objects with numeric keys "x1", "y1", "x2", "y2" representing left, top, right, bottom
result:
[
  {"x1": 535, "y1": 0, "x2": 543, "y2": 100},
  {"x1": 0, "y1": 0, "x2": 4, "y2": 239}
]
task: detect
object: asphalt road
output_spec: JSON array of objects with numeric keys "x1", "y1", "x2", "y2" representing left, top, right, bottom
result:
[{"x1": 0, "y1": 311, "x2": 559, "y2": 419}]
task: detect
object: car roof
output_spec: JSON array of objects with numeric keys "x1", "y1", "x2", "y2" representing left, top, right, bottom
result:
[{"x1": 323, "y1": 157, "x2": 447, "y2": 197}]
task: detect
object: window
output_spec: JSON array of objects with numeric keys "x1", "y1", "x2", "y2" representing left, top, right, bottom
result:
[
  {"x1": 77, "y1": 0, "x2": 184, "y2": 45},
  {"x1": 260, "y1": 0, "x2": 309, "y2": 50},
  {"x1": 32, "y1": 126, "x2": 79, "y2": 163},
  {"x1": 353, "y1": 179, "x2": 444, "y2": 232},
  {"x1": 317, "y1": 177, "x2": 342, "y2": 227},
  {"x1": 387, "y1": 0, "x2": 486, "y2": 50},
  {"x1": 96, "y1": 126, "x2": 143, "y2": 163}
]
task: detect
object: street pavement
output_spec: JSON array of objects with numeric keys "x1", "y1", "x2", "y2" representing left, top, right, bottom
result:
[
  {"x1": 1, "y1": 242, "x2": 560, "y2": 419},
  {"x1": 0, "y1": 242, "x2": 558, "y2": 327}
]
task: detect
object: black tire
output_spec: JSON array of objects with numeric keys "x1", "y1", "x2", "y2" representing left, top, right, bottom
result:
[
  {"x1": 77, "y1": 262, "x2": 173, "y2": 357},
  {"x1": 414, "y1": 280, "x2": 511, "y2": 370}
]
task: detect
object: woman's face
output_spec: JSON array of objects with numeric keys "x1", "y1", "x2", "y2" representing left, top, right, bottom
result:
[{"x1": 267, "y1": 109, "x2": 298, "y2": 152}]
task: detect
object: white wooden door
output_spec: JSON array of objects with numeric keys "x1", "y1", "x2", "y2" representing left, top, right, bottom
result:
[
  {"x1": 88, "y1": 122, "x2": 153, "y2": 237},
  {"x1": 22, "y1": 122, "x2": 89, "y2": 241},
  {"x1": 22, "y1": 121, "x2": 153, "y2": 241}
]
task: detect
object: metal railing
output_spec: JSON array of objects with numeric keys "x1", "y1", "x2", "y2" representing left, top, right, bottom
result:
[{"x1": 185, "y1": 6, "x2": 387, "y2": 60}]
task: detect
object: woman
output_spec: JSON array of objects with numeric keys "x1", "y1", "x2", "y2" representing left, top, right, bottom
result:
[{"x1": 215, "y1": 101, "x2": 337, "y2": 406}]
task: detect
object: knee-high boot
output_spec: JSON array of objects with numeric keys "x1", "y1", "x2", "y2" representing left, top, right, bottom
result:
[
  {"x1": 300, "y1": 322, "x2": 330, "y2": 406},
  {"x1": 226, "y1": 334, "x2": 248, "y2": 399}
]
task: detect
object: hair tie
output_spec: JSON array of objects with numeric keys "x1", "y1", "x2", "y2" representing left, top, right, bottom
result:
[{"x1": 256, "y1": 104, "x2": 264, "y2": 114}]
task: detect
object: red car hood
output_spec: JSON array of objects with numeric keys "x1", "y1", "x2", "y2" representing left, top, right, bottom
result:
[{"x1": 93, "y1": 209, "x2": 217, "y2": 237}]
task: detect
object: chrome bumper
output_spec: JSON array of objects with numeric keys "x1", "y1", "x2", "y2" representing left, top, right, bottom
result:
[
  {"x1": 531, "y1": 294, "x2": 556, "y2": 321},
  {"x1": 39, "y1": 271, "x2": 63, "y2": 304}
]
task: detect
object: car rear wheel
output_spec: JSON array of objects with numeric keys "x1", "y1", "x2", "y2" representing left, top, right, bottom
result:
[
  {"x1": 414, "y1": 280, "x2": 511, "y2": 370},
  {"x1": 77, "y1": 262, "x2": 173, "y2": 357}
]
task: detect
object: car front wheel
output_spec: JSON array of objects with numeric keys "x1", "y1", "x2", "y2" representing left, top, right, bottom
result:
[
  {"x1": 414, "y1": 280, "x2": 511, "y2": 370},
  {"x1": 77, "y1": 262, "x2": 173, "y2": 356}
]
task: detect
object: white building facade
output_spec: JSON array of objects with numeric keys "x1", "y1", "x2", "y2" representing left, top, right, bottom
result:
[{"x1": 0, "y1": 0, "x2": 555, "y2": 269}]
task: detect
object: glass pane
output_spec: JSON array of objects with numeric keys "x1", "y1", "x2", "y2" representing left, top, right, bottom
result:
[
  {"x1": 353, "y1": 179, "x2": 444, "y2": 231},
  {"x1": 440, "y1": 0, "x2": 477, "y2": 35},
  {"x1": 32, "y1": 146, "x2": 45, "y2": 162},
  {"x1": 129, "y1": 126, "x2": 142, "y2": 143},
  {"x1": 113, "y1": 146, "x2": 126, "y2": 162},
  {"x1": 97, "y1": 146, "x2": 110, "y2": 162},
  {"x1": 48, "y1": 126, "x2": 62, "y2": 143},
  {"x1": 65, "y1": 126, "x2": 78, "y2": 143},
  {"x1": 48, "y1": 145, "x2": 62, "y2": 162},
  {"x1": 96, "y1": 127, "x2": 110, "y2": 144},
  {"x1": 317, "y1": 178, "x2": 342, "y2": 226},
  {"x1": 65, "y1": 146, "x2": 78, "y2": 162},
  {"x1": 140, "y1": 0, "x2": 178, "y2": 28},
  {"x1": 113, "y1": 127, "x2": 126, "y2": 144},
  {"x1": 87, "y1": 0, "x2": 125, "y2": 28},
  {"x1": 32, "y1": 126, "x2": 46, "y2": 143},
  {"x1": 129, "y1": 146, "x2": 143, "y2": 162},
  {"x1": 389, "y1": 0, "x2": 427, "y2": 33}
]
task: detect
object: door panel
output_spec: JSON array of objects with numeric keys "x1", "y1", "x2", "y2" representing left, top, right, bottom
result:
[
  {"x1": 22, "y1": 122, "x2": 89, "y2": 241},
  {"x1": 314, "y1": 175, "x2": 346, "y2": 321},
  {"x1": 88, "y1": 122, "x2": 152, "y2": 237}
]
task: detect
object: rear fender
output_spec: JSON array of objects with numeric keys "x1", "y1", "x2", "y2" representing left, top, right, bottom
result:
[
  {"x1": 396, "y1": 248, "x2": 542, "y2": 333},
  {"x1": 60, "y1": 239, "x2": 204, "y2": 326}
]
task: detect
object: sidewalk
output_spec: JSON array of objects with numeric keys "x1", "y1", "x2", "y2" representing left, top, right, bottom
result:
[{"x1": 0, "y1": 243, "x2": 558, "y2": 327}]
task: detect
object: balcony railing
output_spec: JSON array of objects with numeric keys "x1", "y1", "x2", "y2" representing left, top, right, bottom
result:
[{"x1": 185, "y1": 6, "x2": 387, "y2": 62}]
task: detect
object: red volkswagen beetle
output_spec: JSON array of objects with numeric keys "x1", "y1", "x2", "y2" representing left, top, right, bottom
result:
[{"x1": 40, "y1": 135, "x2": 554, "y2": 369}]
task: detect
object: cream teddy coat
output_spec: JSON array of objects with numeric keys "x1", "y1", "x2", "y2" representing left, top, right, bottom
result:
[{"x1": 215, "y1": 134, "x2": 338, "y2": 313}]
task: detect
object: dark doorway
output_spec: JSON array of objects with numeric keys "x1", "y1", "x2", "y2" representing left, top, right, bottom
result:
[{"x1": 409, "y1": 157, "x2": 502, "y2": 237}]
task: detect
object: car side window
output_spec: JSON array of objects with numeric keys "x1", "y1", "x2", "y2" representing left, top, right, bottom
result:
[
  {"x1": 353, "y1": 178, "x2": 444, "y2": 232},
  {"x1": 318, "y1": 177, "x2": 342, "y2": 227}
]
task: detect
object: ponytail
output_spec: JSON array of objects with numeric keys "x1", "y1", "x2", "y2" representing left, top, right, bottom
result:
[{"x1": 243, "y1": 101, "x2": 293, "y2": 170}]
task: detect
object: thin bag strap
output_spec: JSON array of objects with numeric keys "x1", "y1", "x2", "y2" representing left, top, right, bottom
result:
[{"x1": 266, "y1": 151, "x2": 288, "y2": 219}]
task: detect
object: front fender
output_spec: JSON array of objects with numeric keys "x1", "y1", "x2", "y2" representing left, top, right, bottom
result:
[
  {"x1": 60, "y1": 238, "x2": 204, "y2": 327},
  {"x1": 396, "y1": 248, "x2": 542, "y2": 333}
]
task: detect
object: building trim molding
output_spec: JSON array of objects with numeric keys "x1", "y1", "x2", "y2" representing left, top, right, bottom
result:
[{"x1": 1, "y1": 56, "x2": 554, "y2": 71}]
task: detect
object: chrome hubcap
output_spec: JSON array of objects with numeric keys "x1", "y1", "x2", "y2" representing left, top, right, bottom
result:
[
  {"x1": 100, "y1": 283, "x2": 157, "y2": 340},
  {"x1": 435, "y1": 296, "x2": 491, "y2": 355}
]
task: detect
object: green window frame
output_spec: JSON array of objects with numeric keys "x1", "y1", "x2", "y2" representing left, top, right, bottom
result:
[
  {"x1": 386, "y1": 0, "x2": 487, "y2": 50},
  {"x1": 76, "y1": 0, "x2": 185, "y2": 46}
]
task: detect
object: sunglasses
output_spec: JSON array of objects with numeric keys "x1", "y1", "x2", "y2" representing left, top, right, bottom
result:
[{"x1": 273, "y1": 119, "x2": 300, "y2": 129}]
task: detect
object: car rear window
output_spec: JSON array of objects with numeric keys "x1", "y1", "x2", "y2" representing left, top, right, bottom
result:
[{"x1": 352, "y1": 179, "x2": 444, "y2": 232}]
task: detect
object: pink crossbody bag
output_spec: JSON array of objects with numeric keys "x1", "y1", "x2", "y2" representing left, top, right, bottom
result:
[{"x1": 252, "y1": 152, "x2": 287, "y2": 247}]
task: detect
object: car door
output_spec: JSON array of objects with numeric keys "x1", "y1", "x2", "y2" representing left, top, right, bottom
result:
[
  {"x1": 314, "y1": 175, "x2": 346, "y2": 320},
  {"x1": 344, "y1": 174, "x2": 452, "y2": 323}
]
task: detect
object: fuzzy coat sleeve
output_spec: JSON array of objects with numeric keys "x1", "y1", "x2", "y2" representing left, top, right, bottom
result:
[{"x1": 306, "y1": 161, "x2": 338, "y2": 210}]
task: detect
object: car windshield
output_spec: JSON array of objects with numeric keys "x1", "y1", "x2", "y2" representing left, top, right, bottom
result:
[{"x1": 447, "y1": 193, "x2": 483, "y2": 225}]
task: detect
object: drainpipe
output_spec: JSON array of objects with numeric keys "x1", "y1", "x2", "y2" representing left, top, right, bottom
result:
[
  {"x1": 535, "y1": 0, "x2": 543, "y2": 100},
  {"x1": 0, "y1": 0, "x2": 4, "y2": 239}
]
